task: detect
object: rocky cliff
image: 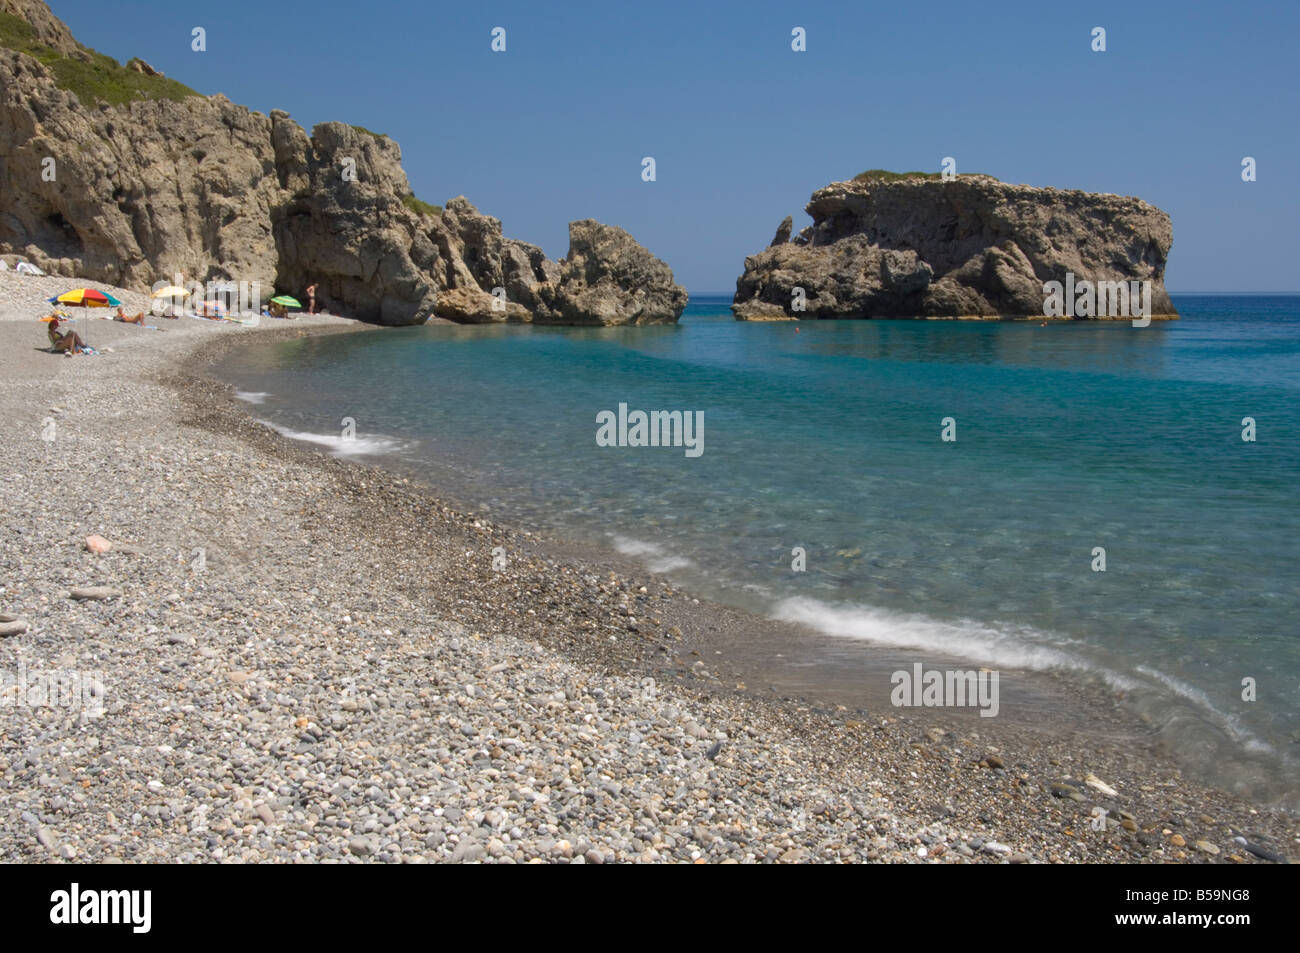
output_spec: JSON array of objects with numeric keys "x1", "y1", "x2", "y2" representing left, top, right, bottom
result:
[
  {"x1": 0, "y1": 0, "x2": 686, "y2": 325},
  {"x1": 732, "y1": 172, "x2": 1176, "y2": 320}
]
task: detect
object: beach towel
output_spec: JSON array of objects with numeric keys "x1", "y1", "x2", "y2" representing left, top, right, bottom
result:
[{"x1": 16, "y1": 261, "x2": 45, "y2": 276}]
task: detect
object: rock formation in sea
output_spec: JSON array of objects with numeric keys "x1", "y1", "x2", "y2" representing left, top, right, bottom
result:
[
  {"x1": 732, "y1": 171, "x2": 1177, "y2": 320},
  {"x1": 533, "y1": 220, "x2": 689, "y2": 326},
  {"x1": 0, "y1": 0, "x2": 686, "y2": 326}
]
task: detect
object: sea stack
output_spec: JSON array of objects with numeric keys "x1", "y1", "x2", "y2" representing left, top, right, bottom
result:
[{"x1": 732, "y1": 171, "x2": 1177, "y2": 321}]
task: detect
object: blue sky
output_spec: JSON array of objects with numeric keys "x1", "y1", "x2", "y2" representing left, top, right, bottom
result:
[{"x1": 48, "y1": 0, "x2": 1299, "y2": 291}]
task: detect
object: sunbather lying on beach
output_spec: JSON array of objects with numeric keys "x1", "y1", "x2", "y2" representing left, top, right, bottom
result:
[
  {"x1": 114, "y1": 306, "x2": 145, "y2": 324},
  {"x1": 45, "y1": 315, "x2": 86, "y2": 354}
]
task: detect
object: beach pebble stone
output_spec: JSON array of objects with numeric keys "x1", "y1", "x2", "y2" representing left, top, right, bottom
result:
[
  {"x1": 69, "y1": 586, "x2": 121, "y2": 601},
  {"x1": 1194, "y1": 840, "x2": 1219, "y2": 855},
  {"x1": 1085, "y1": 774, "x2": 1118, "y2": 797},
  {"x1": 1169, "y1": 834, "x2": 1186, "y2": 847},
  {"x1": 452, "y1": 841, "x2": 485, "y2": 862},
  {"x1": 84, "y1": 534, "x2": 112, "y2": 553},
  {"x1": 0, "y1": 620, "x2": 29, "y2": 638},
  {"x1": 1051, "y1": 783, "x2": 1085, "y2": 802}
]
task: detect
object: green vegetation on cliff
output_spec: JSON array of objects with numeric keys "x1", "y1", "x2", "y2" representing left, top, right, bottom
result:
[
  {"x1": 402, "y1": 193, "x2": 442, "y2": 218},
  {"x1": 0, "y1": 11, "x2": 198, "y2": 105},
  {"x1": 853, "y1": 169, "x2": 994, "y2": 182}
]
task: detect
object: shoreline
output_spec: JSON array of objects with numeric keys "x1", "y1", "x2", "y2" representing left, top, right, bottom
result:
[{"x1": 0, "y1": 293, "x2": 1293, "y2": 862}]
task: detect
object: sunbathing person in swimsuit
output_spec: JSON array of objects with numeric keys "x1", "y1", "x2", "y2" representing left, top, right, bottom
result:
[
  {"x1": 46, "y1": 315, "x2": 86, "y2": 354},
  {"x1": 114, "y1": 306, "x2": 146, "y2": 324}
]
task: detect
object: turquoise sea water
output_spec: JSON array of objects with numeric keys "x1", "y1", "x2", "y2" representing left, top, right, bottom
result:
[{"x1": 219, "y1": 296, "x2": 1300, "y2": 805}]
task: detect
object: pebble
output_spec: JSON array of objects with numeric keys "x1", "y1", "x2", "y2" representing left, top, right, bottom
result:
[
  {"x1": 69, "y1": 586, "x2": 122, "y2": 601},
  {"x1": 1085, "y1": 774, "x2": 1118, "y2": 798},
  {"x1": 452, "y1": 841, "x2": 486, "y2": 863},
  {"x1": 85, "y1": 535, "x2": 112, "y2": 554}
]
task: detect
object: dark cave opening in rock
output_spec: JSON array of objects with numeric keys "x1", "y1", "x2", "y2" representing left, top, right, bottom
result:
[{"x1": 43, "y1": 210, "x2": 84, "y2": 256}]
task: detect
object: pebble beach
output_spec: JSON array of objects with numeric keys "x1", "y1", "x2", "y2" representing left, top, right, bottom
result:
[{"x1": 0, "y1": 269, "x2": 1295, "y2": 864}]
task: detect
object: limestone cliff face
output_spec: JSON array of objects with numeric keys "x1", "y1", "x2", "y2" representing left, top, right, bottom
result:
[
  {"x1": 0, "y1": 49, "x2": 283, "y2": 289},
  {"x1": 0, "y1": 0, "x2": 686, "y2": 325},
  {"x1": 269, "y1": 116, "x2": 444, "y2": 325},
  {"x1": 733, "y1": 173, "x2": 1177, "y2": 320}
]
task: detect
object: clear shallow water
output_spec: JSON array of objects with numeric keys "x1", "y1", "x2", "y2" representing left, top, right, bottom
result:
[{"x1": 220, "y1": 296, "x2": 1300, "y2": 805}]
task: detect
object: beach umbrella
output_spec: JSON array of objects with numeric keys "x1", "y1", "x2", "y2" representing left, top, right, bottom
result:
[
  {"x1": 48, "y1": 288, "x2": 121, "y2": 308},
  {"x1": 270, "y1": 295, "x2": 302, "y2": 309},
  {"x1": 151, "y1": 285, "x2": 189, "y2": 318}
]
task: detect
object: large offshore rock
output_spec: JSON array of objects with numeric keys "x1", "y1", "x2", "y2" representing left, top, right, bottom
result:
[{"x1": 733, "y1": 172, "x2": 1177, "y2": 320}]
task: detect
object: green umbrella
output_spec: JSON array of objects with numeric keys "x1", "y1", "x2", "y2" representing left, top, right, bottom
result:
[{"x1": 270, "y1": 295, "x2": 302, "y2": 308}]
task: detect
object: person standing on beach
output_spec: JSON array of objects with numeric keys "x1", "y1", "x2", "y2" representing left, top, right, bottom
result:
[{"x1": 306, "y1": 283, "x2": 318, "y2": 315}]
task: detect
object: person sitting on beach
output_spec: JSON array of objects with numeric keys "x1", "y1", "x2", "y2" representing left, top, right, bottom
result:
[
  {"x1": 46, "y1": 315, "x2": 86, "y2": 354},
  {"x1": 114, "y1": 305, "x2": 146, "y2": 324}
]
